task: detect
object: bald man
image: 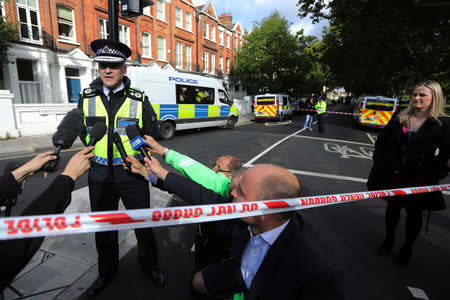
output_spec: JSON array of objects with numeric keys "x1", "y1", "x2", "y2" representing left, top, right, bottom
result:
[{"x1": 145, "y1": 160, "x2": 344, "y2": 300}]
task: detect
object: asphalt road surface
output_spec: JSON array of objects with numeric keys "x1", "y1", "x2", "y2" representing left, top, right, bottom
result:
[{"x1": 1, "y1": 104, "x2": 449, "y2": 300}]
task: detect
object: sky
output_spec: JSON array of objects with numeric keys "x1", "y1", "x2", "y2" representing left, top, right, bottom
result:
[{"x1": 192, "y1": 0, "x2": 329, "y2": 38}]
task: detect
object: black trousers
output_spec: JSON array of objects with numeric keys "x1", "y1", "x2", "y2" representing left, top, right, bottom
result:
[
  {"x1": 317, "y1": 113, "x2": 325, "y2": 132},
  {"x1": 384, "y1": 201, "x2": 423, "y2": 249},
  {"x1": 89, "y1": 177, "x2": 158, "y2": 277}
]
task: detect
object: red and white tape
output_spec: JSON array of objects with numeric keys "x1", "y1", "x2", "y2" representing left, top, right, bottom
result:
[
  {"x1": 1, "y1": 183, "x2": 448, "y2": 240},
  {"x1": 299, "y1": 108, "x2": 359, "y2": 116}
]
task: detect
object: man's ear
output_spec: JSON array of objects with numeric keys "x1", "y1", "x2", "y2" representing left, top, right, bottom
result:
[{"x1": 123, "y1": 64, "x2": 128, "y2": 75}]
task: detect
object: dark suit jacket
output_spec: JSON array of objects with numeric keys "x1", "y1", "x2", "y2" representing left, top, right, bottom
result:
[
  {"x1": 164, "y1": 172, "x2": 344, "y2": 299},
  {"x1": 0, "y1": 175, "x2": 74, "y2": 290}
]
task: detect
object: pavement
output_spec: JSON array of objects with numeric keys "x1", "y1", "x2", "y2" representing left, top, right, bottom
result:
[{"x1": 0, "y1": 113, "x2": 254, "y2": 300}]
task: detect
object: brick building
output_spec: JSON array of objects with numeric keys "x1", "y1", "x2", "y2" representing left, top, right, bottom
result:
[{"x1": 0, "y1": 0, "x2": 247, "y2": 105}]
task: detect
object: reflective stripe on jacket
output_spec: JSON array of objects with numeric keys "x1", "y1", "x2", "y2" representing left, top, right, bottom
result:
[{"x1": 315, "y1": 101, "x2": 327, "y2": 114}]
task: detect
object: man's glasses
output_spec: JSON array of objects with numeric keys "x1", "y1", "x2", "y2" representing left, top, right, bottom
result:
[
  {"x1": 212, "y1": 163, "x2": 231, "y2": 173},
  {"x1": 99, "y1": 62, "x2": 123, "y2": 70}
]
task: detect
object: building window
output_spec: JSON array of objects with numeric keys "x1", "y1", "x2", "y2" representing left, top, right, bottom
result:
[
  {"x1": 203, "y1": 52, "x2": 208, "y2": 73},
  {"x1": 211, "y1": 25, "x2": 215, "y2": 42},
  {"x1": 99, "y1": 18, "x2": 109, "y2": 39},
  {"x1": 235, "y1": 37, "x2": 239, "y2": 50},
  {"x1": 176, "y1": 42, "x2": 183, "y2": 68},
  {"x1": 185, "y1": 45, "x2": 191, "y2": 71},
  {"x1": 203, "y1": 21, "x2": 208, "y2": 38},
  {"x1": 16, "y1": 0, "x2": 41, "y2": 43},
  {"x1": 119, "y1": 24, "x2": 130, "y2": 47},
  {"x1": 0, "y1": 1, "x2": 5, "y2": 21},
  {"x1": 57, "y1": 5, "x2": 75, "y2": 41},
  {"x1": 210, "y1": 54, "x2": 215, "y2": 74},
  {"x1": 157, "y1": 36, "x2": 166, "y2": 61},
  {"x1": 185, "y1": 12, "x2": 192, "y2": 31},
  {"x1": 219, "y1": 28, "x2": 224, "y2": 46},
  {"x1": 219, "y1": 56, "x2": 223, "y2": 73},
  {"x1": 226, "y1": 58, "x2": 230, "y2": 74},
  {"x1": 143, "y1": 6, "x2": 151, "y2": 16},
  {"x1": 156, "y1": 0, "x2": 165, "y2": 21},
  {"x1": 226, "y1": 33, "x2": 231, "y2": 48},
  {"x1": 235, "y1": 84, "x2": 240, "y2": 92},
  {"x1": 142, "y1": 32, "x2": 151, "y2": 57},
  {"x1": 175, "y1": 7, "x2": 182, "y2": 28}
]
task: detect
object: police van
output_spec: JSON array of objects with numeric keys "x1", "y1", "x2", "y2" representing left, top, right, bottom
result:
[
  {"x1": 127, "y1": 65, "x2": 239, "y2": 140},
  {"x1": 352, "y1": 95, "x2": 398, "y2": 128},
  {"x1": 254, "y1": 93, "x2": 293, "y2": 121}
]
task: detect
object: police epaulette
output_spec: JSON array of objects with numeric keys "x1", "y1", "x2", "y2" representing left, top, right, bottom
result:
[
  {"x1": 80, "y1": 87, "x2": 100, "y2": 98},
  {"x1": 126, "y1": 87, "x2": 145, "y2": 101}
]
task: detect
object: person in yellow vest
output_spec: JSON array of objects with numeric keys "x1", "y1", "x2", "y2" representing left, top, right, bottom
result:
[
  {"x1": 315, "y1": 97, "x2": 327, "y2": 132},
  {"x1": 196, "y1": 90, "x2": 207, "y2": 103},
  {"x1": 77, "y1": 39, "x2": 165, "y2": 296}
]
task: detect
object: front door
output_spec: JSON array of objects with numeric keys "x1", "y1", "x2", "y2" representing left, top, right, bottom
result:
[{"x1": 66, "y1": 77, "x2": 81, "y2": 103}]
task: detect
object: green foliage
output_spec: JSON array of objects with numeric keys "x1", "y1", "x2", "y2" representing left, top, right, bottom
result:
[
  {"x1": 0, "y1": 15, "x2": 19, "y2": 59},
  {"x1": 234, "y1": 11, "x2": 327, "y2": 96},
  {"x1": 297, "y1": 0, "x2": 450, "y2": 96}
]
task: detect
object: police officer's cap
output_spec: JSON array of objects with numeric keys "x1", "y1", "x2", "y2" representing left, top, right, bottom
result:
[{"x1": 90, "y1": 39, "x2": 131, "y2": 63}]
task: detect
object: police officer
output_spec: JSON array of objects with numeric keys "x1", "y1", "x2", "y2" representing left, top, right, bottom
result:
[
  {"x1": 315, "y1": 96, "x2": 327, "y2": 132},
  {"x1": 78, "y1": 39, "x2": 165, "y2": 296}
]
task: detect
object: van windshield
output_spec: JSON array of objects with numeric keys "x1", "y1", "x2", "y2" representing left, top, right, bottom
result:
[
  {"x1": 365, "y1": 99, "x2": 395, "y2": 111},
  {"x1": 256, "y1": 97, "x2": 275, "y2": 105}
]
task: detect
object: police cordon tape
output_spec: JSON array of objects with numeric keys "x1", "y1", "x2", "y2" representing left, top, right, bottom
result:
[
  {"x1": 1, "y1": 183, "x2": 449, "y2": 240},
  {"x1": 299, "y1": 108, "x2": 359, "y2": 116}
]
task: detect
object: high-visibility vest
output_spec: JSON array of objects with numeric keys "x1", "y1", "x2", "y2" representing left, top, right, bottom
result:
[
  {"x1": 81, "y1": 87, "x2": 144, "y2": 165},
  {"x1": 315, "y1": 101, "x2": 327, "y2": 114}
]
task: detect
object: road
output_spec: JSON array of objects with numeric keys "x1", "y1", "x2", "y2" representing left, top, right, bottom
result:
[{"x1": 1, "y1": 103, "x2": 449, "y2": 300}]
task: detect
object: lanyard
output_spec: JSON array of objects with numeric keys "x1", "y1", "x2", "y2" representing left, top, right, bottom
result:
[{"x1": 408, "y1": 121, "x2": 411, "y2": 144}]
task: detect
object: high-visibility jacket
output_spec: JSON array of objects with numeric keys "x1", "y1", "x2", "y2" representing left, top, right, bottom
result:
[
  {"x1": 80, "y1": 86, "x2": 145, "y2": 166},
  {"x1": 165, "y1": 149, "x2": 230, "y2": 198},
  {"x1": 315, "y1": 100, "x2": 327, "y2": 114}
]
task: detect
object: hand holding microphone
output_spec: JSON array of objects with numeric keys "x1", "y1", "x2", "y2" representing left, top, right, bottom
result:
[
  {"x1": 43, "y1": 108, "x2": 85, "y2": 173},
  {"x1": 126, "y1": 124, "x2": 151, "y2": 160}
]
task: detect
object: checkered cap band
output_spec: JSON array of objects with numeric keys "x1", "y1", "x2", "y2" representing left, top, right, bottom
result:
[{"x1": 96, "y1": 47, "x2": 126, "y2": 58}]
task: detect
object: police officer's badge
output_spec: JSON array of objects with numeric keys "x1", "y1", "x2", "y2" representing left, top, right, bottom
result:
[
  {"x1": 102, "y1": 45, "x2": 110, "y2": 54},
  {"x1": 84, "y1": 88, "x2": 92, "y2": 94},
  {"x1": 134, "y1": 92, "x2": 142, "y2": 98}
]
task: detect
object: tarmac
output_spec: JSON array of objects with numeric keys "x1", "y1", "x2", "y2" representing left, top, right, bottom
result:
[{"x1": 0, "y1": 113, "x2": 254, "y2": 300}]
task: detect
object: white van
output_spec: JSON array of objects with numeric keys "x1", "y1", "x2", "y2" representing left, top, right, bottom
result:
[
  {"x1": 127, "y1": 65, "x2": 239, "y2": 140},
  {"x1": 254, "y1": 93, "x2": 293, "y2": 121}
]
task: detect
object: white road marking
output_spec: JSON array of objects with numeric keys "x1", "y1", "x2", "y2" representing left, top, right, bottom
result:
[
  {"x1": 324, "y1": 143, "x2": 373, "y2": 160},
  {"x1": 292, "y1": 135, "x2": 374, "y2": 146},
  {"x1": 245, "y1": 163, "x2": 367, "y2": 183},
  {"x1": 407, "y1": 286, "x2": 429, "y2": 300},
  {"x1": 443, "y1": 191, "x2": 450, "y2": 196},
  {"x1": 243, "y1": 127, "x2": 306, "y2": 167},
  {"x1": 264, "y1": 120, "x2": 292, "y2": 126},
  {"x1": 366, "y1": 133, "x2": 376, "y2": 144},
  {"x1": 191, "y1": 243, "x2": 195, "y2": 252}
]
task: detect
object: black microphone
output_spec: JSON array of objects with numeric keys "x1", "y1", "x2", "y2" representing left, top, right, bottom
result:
[
  {"x1": 112, "y1": 132, "x2": 132, "y2": 172},
  {"x1": 43, "y1": 108, "x2": 85, "y2": 173},
  {"x1": 126, "y1": 124, "x2": 151, "y2": 160},
  {"x1": 87, "y1": 122, "x2": 107, "y2": 147}
]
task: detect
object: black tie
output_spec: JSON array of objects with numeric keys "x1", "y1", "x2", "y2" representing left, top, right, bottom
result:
[{"x1": 108, "y1": 90, "x2": 113, "y2": 100}]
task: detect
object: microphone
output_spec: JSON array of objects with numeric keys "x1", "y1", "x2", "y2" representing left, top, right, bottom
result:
[
  {"x1": 126, "y1": 124, "x2": 151, "y2": 160},
  {"x1": 112, "y1": 132, "x2": 132, "y2": 172},
  {"x1": 87, "y1": 122, "x2": 107, "y2": 147},
  {"x1": 43, "y1": 108, "x2": 85, "y2": 173}
]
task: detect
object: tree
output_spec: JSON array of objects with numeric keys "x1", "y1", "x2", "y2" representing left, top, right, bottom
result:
[
  {"x1": 297, "y1": 0, "x2": 450, "y2": 96},
  {"x1": 234, "y1": 12, "x2": 317, "y2": 96},
  {"x1": 0, "y1": 2, "x2": 19, "y2": 63}
]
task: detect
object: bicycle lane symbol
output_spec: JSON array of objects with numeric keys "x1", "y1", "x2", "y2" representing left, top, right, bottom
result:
[{"x1": 323, "y1": 143, "x2": 374, "y2": 160}]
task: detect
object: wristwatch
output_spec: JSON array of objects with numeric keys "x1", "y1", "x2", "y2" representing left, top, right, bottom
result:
[{"x1": 162, "y1": 148, "x2": 169, "y2": 159}]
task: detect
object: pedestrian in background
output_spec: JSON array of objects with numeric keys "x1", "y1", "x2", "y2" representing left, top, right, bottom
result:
[
  {"x1": 302, "y1": 97, "x2": 315, "y2": 131},
  {"x1": 315, "y1": 97, "x2": 327, "y2": 132},
  {"x1": 367, "y1": 80, "x2": 450, "y2": 265}
]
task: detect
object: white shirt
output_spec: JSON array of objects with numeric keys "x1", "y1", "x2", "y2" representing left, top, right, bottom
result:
[
  {"x1": 240, "y1": 219, "x2": 290, "y2": 289},
  {"x1": 103, "y1": 83, "x2": 125, "y2": 101}
]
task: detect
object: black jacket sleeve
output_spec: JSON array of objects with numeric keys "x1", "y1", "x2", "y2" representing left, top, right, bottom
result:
[
  {"x1": 0, "y1": 172, "x2": 22, "y2": 206},
  {"x1": 372, "y1": 116, "x2": 397, "y2": 164},
  {"x1": 77, "y1": 98, "x2": 88, "y2": 146},
  {"x1": 164, "y1": 172, "x2": 228, "y2": 205},
  {"x1": 142, "y1": 96, "x2": 159, "y2": 140},
  {"x1": 0, "y1": 175, "x2": 75, "y2": 289},
  {"x1": 436, "y1": 117, "x2": 450, "y2": 180}
]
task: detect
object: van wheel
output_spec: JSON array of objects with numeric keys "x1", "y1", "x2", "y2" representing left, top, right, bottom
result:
[
  {"x1": 226, "y1": 116, "x2": 236, "y2": 129},
  {"x1": 160, "y1": 122, "x2": 175, "y2": 140}
]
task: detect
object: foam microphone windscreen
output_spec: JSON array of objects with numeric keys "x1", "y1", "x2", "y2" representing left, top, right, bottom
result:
[
  {"x1": 52, "y1": 108, "x2": 85, "y2": 149},
  {"x1": 87, "y1": 122, "x2": 107, "y2": 147}
]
